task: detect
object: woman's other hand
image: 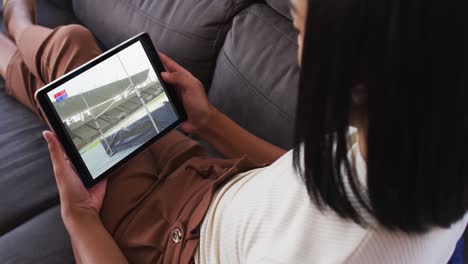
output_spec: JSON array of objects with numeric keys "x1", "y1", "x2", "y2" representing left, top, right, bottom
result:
[
  {"x1": 43, "y1": 131, "x2": 107, "y2": 226},
  {"x1": 159, "y1": 53, "x2": 216, "y2": 135}
]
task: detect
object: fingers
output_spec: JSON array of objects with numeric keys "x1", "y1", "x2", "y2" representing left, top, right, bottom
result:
[
  {"x1": 159, "y1": 52, "x2": 186, "y2": 73},
  {"x1": 43, "y1": 131, "x2": 74, "y2": 186},
  {"x1": 92, "y1": 179, "x2": 107, "y2": 201},
  {"x1": 161, "y1": 71, "x2": 192, "y2": 92},
  {"x1": 43, "y1": 131, "x2": 67, "y2": 170}
]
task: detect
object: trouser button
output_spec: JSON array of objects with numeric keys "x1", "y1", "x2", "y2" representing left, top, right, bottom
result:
[{"x1": 171, "y1": 228, "x2": 183, "y2": 244}]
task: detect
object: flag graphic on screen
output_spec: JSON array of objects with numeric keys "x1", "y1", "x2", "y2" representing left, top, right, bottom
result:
[{"x1": 54, "y1": 89, "x2": 68, "y2": 102}]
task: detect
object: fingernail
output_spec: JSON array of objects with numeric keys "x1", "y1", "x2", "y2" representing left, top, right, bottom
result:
[{"x1": 43, "y1": 131, "x2": 51, "y2": 142}]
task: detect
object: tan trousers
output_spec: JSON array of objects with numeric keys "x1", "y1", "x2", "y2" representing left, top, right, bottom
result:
[{"x1": 5, "y1": 24, "x2": 259, "y2": 263}]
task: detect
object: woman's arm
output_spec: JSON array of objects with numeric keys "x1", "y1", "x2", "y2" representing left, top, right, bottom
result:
[
  {"x1": 65, "y1": 211, "x2": 127, "y2": 264},
  {"x1": 198, "y1": 108, "x2": 286, "y2": 164},
  {"x1": 43, "y1": 131, "x2": 127, "y2": 263},
  {"x1": 160, "y1": 54, "x2": 286, "y2": 164},
  {"x1": 71, "y1": 238, "x2": 82, "y2": 264}
]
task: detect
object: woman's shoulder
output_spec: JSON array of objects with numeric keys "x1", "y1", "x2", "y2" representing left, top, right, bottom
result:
[
  {"x1": 225, "y1": 148, "x2": 466, "y2": 263},
  {"x1": 217, "y1": 149, "x2": 371, "y2": 262}
]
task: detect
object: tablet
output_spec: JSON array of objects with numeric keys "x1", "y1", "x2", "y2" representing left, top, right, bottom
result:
[{"x1": 35, "y1": 33, "x2": 186, "y2": 188}]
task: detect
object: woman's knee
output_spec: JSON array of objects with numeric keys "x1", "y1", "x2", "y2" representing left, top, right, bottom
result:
[
  {"x1": 44, "y1": 24, "x2": 101, "y2": 81},
  {"x1": 55, "y1": 24, "x2": 96, "y2": 46}
]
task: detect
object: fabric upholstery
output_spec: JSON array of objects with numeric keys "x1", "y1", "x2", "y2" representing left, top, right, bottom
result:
[
  {"x1": 208, "y1": 4, "x2": 300, "y2": 149},
  {"x1": 0, "y1": 207, "x2": 73, "y2": 264},
  {"x1": 36, "y1": 0, "x2": 78, "y2": 28},
  {"x1": 0, "y1": 79, "x2": 57, "y2": 234},
  {"x1": 43, "y1": 0, "x2": 73, "y2": 14},
  {"x1": 72, "y1": 0, "x2": 255, "y2": 88},
  {"x1": 0, "y1": 0, "x2": 77, "y2": 232},
  {"x1": 265, "y1": 0, "x2": 293, "y2": 20},
  {"x1": 0, "y1": 0, "x2": 76, "y2": 262},
  {"x1": 0, "y1": 0, "x2": 466, "y2": 263},
  {"x1": 0, "y1": 80, "x2": 73, "y2": 263}
]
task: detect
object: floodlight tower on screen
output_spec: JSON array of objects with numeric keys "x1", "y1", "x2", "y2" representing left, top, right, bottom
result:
[{"x1": 116, "y1": 53, "x2": 160, "y2": 134}]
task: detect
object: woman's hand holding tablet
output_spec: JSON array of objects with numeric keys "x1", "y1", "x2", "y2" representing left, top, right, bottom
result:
[
  {"x1": 159, "y1": 53, "x2": 216, "y2": 135},
  {"x1": 35, "y1": 33, "x2": 187, "y2": 188}
]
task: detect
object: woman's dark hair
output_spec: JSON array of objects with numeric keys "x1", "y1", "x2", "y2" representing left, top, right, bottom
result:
[{"x1": 294, "y1": 0, "x2": 468, "y2": 233}]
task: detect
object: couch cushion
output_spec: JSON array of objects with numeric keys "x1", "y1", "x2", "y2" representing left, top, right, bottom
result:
[
  {"x1": 36, "y1": 0, "x2": 78, "y2": 28},
  {"x1": 265, "y1": 0, "x2": 292, "y2": 20},
  {"x1": 41, "y1": 0, "x2": 74, "y2": 15},
  {"x1": 0, "y1": 0, "x2": 79, "y2": 235},
  {"x1": 0, "y1": 1, "x2": 76, "y2": 262},
  {"x1": 0, "y1": 206, "x2": 73, "y2": 264},
  {"x1": 0, "y1": 82, "x2": 60, "y2": 235},
  {"x1": 72, "y1": 0, "x2": 255, "y2": 88},
  {"x1": 208, "y1": 4, "x2": 300, "y2": 149}
]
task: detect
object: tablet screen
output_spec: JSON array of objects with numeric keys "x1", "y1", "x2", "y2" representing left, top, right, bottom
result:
[{"x1": 46, "y1": 41, "x2": 179, "y2": 179}]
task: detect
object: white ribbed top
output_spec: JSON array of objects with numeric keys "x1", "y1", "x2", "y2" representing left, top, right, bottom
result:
[{"x1": 194, "y1": 143, "x2": 467, "y2": 264}]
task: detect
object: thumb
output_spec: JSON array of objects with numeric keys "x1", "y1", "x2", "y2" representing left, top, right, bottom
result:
[
  {"x1": 161, "y1": 71, "x2": 192, "y2": 91},
  {"x1": 43, "y1": 131, "x2": 73, "y2": 185}
]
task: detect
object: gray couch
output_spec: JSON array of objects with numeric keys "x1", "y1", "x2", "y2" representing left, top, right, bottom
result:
[
  {"x1": 1, "y1": 1, "x2": 464, "y2": 263},
  {"x1": 0, "y1": 0, "x2": 299, "y2": 262}
]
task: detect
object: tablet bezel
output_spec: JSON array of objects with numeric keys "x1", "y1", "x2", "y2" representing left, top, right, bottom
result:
[{"x1": 35, "y1": 32, "x2": 187, "y2": 188}]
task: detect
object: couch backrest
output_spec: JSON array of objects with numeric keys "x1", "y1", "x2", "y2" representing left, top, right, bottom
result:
[
  {"x1": 72, "y1": 0, "x2": 299, "y2": 149},
  {"x1": 72, "y1": 0, "x2": 255, "y2": 88},
  {"x1": 47, "y1": 0, "x2": 73, "y2": 11},
  {"x1": 208, "y1": 4, "x2": 299, "y2": 149},
  {"x1": 265, "y1": 0, "x2": 293, "y2": 20}
]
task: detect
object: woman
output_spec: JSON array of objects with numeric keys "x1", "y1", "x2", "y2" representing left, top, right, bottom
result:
[{"x1": 1, "y1": 0, "x2": 466, "y2": 262}]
